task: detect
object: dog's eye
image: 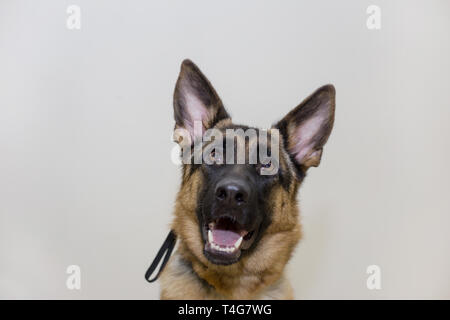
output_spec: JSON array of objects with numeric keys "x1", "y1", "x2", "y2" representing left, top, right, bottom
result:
[
  {"x1": 257, "y1": 161, "x2": 272, "y2": 174},
  {"x1": 261, "y1": 161, "x2": 272, "y2": 168},
  {"x1": 209, "y1": 149, "x2": 223, "y2": 165}
]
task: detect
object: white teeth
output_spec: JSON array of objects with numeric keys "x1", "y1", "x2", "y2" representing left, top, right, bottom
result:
[
  {"x1": 234, "y1": 236, "x2": 243, "y2": 249},
  {"x1": 209, "y1": 241, "x2": 237, "y2": 253},
  {"x1": 207, "y1": 231, "x2": 243, "y2": 254},
  {"x1": 210, "y1": 242, "x2": 234, "y2": 253},
  {"x1": 208, "y1": 230, "x2": 213, "y2": 243}
]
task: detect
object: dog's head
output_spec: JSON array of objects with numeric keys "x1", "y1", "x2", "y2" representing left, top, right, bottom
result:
[{"x1": 171, "y1": 60, "x2": 335, "y2": 267}]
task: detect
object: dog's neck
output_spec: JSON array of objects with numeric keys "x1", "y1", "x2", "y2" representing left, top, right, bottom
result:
[
  {"x1": 174, "y1": 224, "x2": 301, "y2": 299},
  {"x1": 180, "y1": 244, "x2": 276, "y2": 298}
]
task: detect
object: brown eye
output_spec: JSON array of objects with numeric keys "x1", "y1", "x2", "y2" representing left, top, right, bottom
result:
[
  {"x1": 209, "y1": 149, "x2": 216, "y2": 163},
  {"x1": 258, "y1": 161, "x2": 273, "y2": 175},
  {"x1": 261, "y1": 161, "x2": 272, "y2": 168},
  {"x1": 209, "y1": 149, "x2": 222, "y2": 164}
]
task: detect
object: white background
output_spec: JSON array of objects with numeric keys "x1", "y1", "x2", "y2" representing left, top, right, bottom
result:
[{"x1": 1, "y1": 0, "x2": 449, "y2": 299}]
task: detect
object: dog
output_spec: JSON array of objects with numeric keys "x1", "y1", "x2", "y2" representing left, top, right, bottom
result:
[{"x1": 158, "y1": 59, "x2": 335, "y2": 299}]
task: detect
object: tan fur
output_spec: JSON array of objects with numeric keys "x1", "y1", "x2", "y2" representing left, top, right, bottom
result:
[
  {"x1": 159, "y1": 60, "x2": 335, "y2": 300},
  {"x1": 159, "y1": 144, "x2": 302, "y2": 299}
]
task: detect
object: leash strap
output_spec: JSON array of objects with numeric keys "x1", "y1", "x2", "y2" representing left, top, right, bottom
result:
[{"x1": 145, "y1": 230, "x2": 177, "y2": 283}]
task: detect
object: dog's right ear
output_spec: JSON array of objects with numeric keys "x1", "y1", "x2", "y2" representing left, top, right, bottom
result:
[{"x1": 173, "y1": 59, "x2": 230, "y2": 144}]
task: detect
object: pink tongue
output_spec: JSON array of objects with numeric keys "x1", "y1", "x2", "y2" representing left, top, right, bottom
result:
[{"x1": 212, "y1": 229, "x2": 241, "y2": 246}]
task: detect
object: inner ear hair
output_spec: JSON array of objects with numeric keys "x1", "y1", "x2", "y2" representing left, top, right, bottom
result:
[
  {"x1": 173, "y1": 59, "x2": 230, "y2": 142},
  {"x1": 275, "y1": 84, "x2": 335, "y2": 172}
]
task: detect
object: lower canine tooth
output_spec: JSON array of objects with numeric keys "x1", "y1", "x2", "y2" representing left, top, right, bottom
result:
[
  {"x1": 234, "y1": 236, "x2": 243, "y2": 248},
  {"x1": 208, "y1": 230, "x2": 213, "y2": 243}
]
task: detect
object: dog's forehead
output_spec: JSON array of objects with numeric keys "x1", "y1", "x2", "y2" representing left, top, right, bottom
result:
[{"x1": 213, "y1": 121, "x2": 276, "y2": 147}]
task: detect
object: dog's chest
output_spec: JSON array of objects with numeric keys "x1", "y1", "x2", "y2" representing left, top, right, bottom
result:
[{"x1": 159, "y1": 253, "x2": 293, "y2": 300}]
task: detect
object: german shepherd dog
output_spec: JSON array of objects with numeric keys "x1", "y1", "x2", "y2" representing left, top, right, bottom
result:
[{"x1": 159, "y1": 60, "x2": 335, "y2": 299}]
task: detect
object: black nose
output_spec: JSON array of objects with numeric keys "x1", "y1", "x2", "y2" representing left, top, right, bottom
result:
[{"x1": 215, "y1": 181, "x2": 249, "y2": 205}]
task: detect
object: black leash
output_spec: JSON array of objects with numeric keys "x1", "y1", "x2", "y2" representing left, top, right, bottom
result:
[{"x1": 145, "y1": 230, "x2": 177, "y2": 283}]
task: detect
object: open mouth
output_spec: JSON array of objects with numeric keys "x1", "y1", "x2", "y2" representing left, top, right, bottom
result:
[{"x1": 203, "y1": 216, "x2": 257, "y2": 265}]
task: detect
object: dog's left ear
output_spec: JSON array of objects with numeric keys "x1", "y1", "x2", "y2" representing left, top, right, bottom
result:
[
  {"x1": 275, "y1": 84, "x2": 335, "y2": 170},
  {"x1": 173, "y1": 59, "x2": 230, "y2": 143}
]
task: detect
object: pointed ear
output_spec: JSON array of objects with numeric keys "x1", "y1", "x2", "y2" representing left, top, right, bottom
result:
[
  {"x1": 173, "y1": 59, "x2": 230, "y2": 143},
  {"x1": 275, "y1": 84, "x2": 335, "y2": 171}
]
